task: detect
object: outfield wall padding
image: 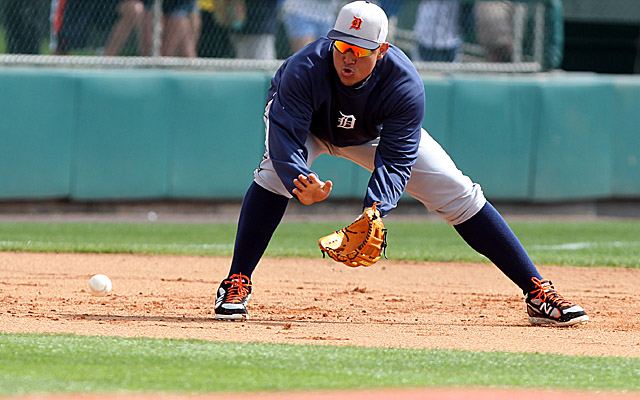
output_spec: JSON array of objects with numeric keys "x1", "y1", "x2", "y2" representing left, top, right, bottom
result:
[{"x1": 1, "y1": 68, "x2": 639, "y2": 203}]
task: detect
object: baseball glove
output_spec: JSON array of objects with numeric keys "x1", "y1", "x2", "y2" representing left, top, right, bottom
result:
[{"x1": 318, "y1": 203, "x2": 387, "y2": 268}]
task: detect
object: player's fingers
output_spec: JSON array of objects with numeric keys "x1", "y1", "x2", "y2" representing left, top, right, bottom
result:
[
  {"x1": 315, "y1": 183, "x2": 332, "y2": 202},
  {"x1": 323, "y1": 180, "x2": 333, "y2": 193},
  {"x1": 294, "y1": 174, "x2": 309, "y2": 188},
  {"x1": 298, "y1": 174, "x2": 309, "y2": 186},
  {"x1": 294, "y1": 189, "x2": 313, "y2": 205}
]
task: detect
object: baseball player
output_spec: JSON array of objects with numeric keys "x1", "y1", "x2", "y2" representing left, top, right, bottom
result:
[{"x1": 214, "y1": 1, "x2": 588, "y2": 327}]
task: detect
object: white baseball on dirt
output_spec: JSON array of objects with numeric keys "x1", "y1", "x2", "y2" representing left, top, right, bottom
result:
[{"x1": 89, "y1": 274, "x2": 112, "y2": 297}]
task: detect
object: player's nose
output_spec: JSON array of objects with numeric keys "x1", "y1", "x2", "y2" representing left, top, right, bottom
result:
[{"x1": 343, "y1": 50, "x2": 357, "y2": 63}]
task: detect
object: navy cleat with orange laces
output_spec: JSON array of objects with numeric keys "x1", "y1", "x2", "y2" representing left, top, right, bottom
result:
[
  {"x1": 525, "y1": 277, "x2": 588, "y2": 327},
  {"x1": 215, "y1": 273, "x2": 252, "y2": 321}
]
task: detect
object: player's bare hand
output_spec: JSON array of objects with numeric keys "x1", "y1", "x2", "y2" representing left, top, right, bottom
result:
[{"x1": 292, "y1": 173, "x2": 333, "y2": 205}]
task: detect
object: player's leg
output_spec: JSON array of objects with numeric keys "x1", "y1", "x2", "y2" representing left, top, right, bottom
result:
[
  {"x1": 230, "y1": 132, "x2": 328, "y2": 280},
  {"x1": 408, "y1": 130, "x2": 587, "y2": 326},
  {"x1": 334, "y1": 130, "x2": 587, "y2": 326},
  {"x1": 214, "y1": 180, "x2": 289, "y2": 321},
  {"x1": 215, "y1": 107, "x2": 329, "y2": 320},
  {"x1": 228, "y1": 184, "x2": 289, "y2": 282},
  {"x1": 403, "y1": 133, "x2": 542, "y2": 287}
]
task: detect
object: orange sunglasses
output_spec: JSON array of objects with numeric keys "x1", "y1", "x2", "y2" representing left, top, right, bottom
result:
[{"x1": 333, "y1": 40, "x2": 379, "y2": 57}]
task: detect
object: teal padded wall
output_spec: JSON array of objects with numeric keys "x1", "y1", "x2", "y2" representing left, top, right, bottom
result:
[
  {"x1": 422, "y1": 76, "x2": 453, "y2": 147},
  {"x1": 0, "y1": 68, "x2": 639, "y2": 203},
  {"x1": 447, "y1": 76, "x2": 540, "y2": 200},
  {"x1": 72, "y1": 70, "x2": 173, "y2": 200},
  {"x1": 166, "y1": 72, "x2": 270, "y2": 199},
  {"x1": 532, "y1": 75, "x2": 614, "y2": 200},
  {"x1": 65, "y1": 70, "x2": 270, "y2": 200},
  {"x1": 611, "y1": 76, "x2": 640, "y2": 196},
  {"x1": 0, "y1": 69, "x2": 75, "y2": 199}
]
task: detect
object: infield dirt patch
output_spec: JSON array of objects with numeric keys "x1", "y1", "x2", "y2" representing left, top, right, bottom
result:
[{"x1": 1, "y1": 252, "x2": 639, "y2": 357}]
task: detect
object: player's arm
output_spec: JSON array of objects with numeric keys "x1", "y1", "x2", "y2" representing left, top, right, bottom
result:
[
  {"x1": 366, "y1": 85, "x2": 425, "y2": 217},
  {"x1": 267, "y1": 59, "x2": 329, "y2": 203}
]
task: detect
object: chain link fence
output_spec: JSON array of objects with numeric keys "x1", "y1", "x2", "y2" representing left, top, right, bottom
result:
[{"x1": 0, "y1": 0, "x2": 562, "y2": 72}]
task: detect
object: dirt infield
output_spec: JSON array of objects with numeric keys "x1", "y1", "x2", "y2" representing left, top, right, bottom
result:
[
  {"x1": 2, "y1": 251, "x2": 640, "y2": 400},
  {"x1": 1, "y1": 252, "x2": 639, "y2": 356}
]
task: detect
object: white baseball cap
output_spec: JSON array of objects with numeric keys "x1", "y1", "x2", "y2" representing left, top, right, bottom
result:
[{"x1": 327, "y1": 1, "x2": 389, "y2": 50}]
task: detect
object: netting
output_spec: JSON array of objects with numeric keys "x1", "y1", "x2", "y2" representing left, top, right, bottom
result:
[{"x1": 0, "y1": 0, "x2": 562, "y2": 72}]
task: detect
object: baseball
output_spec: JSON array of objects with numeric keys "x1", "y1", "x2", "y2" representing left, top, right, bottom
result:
[{"x1": 89, "y1": 274, "x2": 112, "y2": 297}]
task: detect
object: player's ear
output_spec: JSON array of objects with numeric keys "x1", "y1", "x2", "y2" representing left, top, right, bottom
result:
[{"x1": 377, "y1": 43, "x2": 390, "y2": 60}]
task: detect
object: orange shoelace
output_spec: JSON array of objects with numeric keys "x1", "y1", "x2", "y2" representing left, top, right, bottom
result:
[
  {"x1": 224, "y1": 273, "x2": 251, "y2": 303},
  {"x1": 530, "y1": 277, "x2": 571, "y2": 308}
]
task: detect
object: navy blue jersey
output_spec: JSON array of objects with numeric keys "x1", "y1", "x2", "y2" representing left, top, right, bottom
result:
[{"x1": 266, "y1": 37, "x2": 425, "y2": 216}]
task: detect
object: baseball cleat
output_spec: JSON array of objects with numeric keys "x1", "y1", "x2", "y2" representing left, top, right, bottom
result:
[
  {"x1": 525, "y1": 277, "x2": 589, "y2": 327},
  {"x1": 215, "y1": 273, "x2": 252, "y2": 321}
]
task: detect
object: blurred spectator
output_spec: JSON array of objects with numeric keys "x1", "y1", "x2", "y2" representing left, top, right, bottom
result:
[
  {"x1": 2, "y1": 0, "x2": 48, "y2": 54},
  {"x1": 104, "y1": 0, "x2": 145, "y2": 56},
  {"x1": 542, "y1": 0, "x2": 564, "y2": 70},
  {"x1": 412, "y1": 0, "x2": 462, "y2": 62},
  {"x1": 196, "y1": 0, "x2": 238, "y2": 58},
  {"x1": 635, "y1": 36, "x2": 640, "y2": 74},
  {"x1": 475, "y1": 1, "x2": 515, "y2": 62},
  {"x1": 140, "y1": 0, "x2": 199, "y2": 57},
  {"x1": 377, "y1": 0, "x2": 409, "y2": 46},
  {"x1": 229, "y1": 0, "x2": 279, "y2": 59},
  {"x1": 476, "y1": 0, "x2": 565, "y2": 69},
  {"x1": 190, "y1": 2, "x2": 202, "y2": 53},
  {"x1": 282, "y1": 0, "x2": 338, "y2": 53},
  {"x1": 377, "y1": 0, "x2": 406, "y2": 18},
  {"x1": 51, "y1": 0, "x2": 98, "y2": 55},
  {"x1": 52, "y1": 0, "x2": 126, "y2": 55}
]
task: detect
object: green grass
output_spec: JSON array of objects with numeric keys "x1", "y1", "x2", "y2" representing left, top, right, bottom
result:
[
  {"x1": 0, "y1": 220, "x2": 639, "y2": 267},
  {"x1": 0, "y1": 221, "x2": 239, "y2": 255},
  {"x1": 1, "y1": 333, "x2": 638, "y2": 395}
]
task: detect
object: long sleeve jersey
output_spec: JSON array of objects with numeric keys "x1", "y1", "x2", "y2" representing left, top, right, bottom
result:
[{"x1": 266, "y1": 37, "x2": 425, "y2": 216}]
